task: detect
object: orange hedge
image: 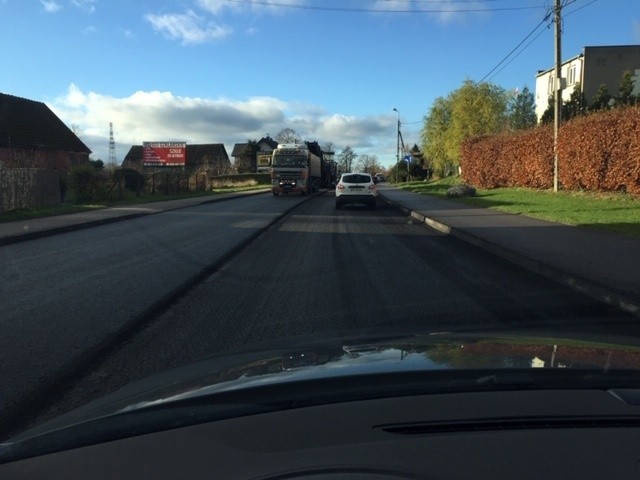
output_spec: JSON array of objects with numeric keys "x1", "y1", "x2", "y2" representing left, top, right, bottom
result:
[{"x1": 460, "y1": 106, "x2": 640, "y2": 195}]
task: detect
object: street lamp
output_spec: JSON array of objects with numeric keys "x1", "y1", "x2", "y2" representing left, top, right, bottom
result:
[{"x1": 393, "y1": 108, "x2": 399, "y2": 182}]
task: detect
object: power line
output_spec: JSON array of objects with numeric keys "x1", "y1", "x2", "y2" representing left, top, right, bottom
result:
[
  {"x1": 478, "y1": 0, "x2": 598, "y2": 83},
  {"x1": 484, "y1": 20, "x2": 550, "y2": 82},
  {"x1": 479, "y1": 10, "x2": 552, "y2": 83},
  {"x1": 377, "y1": 0, "x2": 530, "y2": 3},
  {"x1": 225, "y1": 0, "x2": 547, "y2": 14},
  {"x1": 564, "y1": 0, "x2": 598, "y2": 17}
]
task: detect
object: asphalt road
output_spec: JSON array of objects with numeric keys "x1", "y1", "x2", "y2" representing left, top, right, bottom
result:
[
  {"x1": 0, "y1": 192, "x2": 307, "y2": 430},
  {"x1": 10, "y1": 191, "x2": 640, "y2": 436}
]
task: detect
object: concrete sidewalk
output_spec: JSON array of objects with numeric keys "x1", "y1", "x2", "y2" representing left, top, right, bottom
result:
[
  {"x1": 378, "y1": 185, "x2": 640, "y2": 317},
  {"x1": 0, "y1": 188, "x2": 270, "y2": 245}
]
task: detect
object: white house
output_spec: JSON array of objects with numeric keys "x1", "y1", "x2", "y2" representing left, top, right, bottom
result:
[{"x1": 535, "y1": 45, "x2": 640, "y2": 121}]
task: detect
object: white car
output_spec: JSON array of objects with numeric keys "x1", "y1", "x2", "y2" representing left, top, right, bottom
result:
[{"x1": 335, "y1": 173, "x2": 378, "y2": 209}]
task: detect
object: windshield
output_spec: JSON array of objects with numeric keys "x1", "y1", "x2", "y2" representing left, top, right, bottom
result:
[
  {"x1": 342, "y1": 174, "x2": 372, "y2": 184},
  {"x1": 272, "y1": 155, "x2": 307, "y2": 168},
  {"x1": 1, "y1": 0, "x2": 640, "y2": 454}
]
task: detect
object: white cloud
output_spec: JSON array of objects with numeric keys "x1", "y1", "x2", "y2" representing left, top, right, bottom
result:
[
  {"x1": 371, "y1": 0, "x2": 410, "y2": 13},
  {"x1": 424, "y1": 0, "x2": 489, "y2": 23},
  {"x1": 48, "y1": 84, "x2": 395, "y2": 164},
  {"x1": 70, "y1": 0, "x2": 96, "y2": 13},
  {"x1": 372, "y1": 0, "x2": 487, "y2": 23},
  {"x1": 195, "y1": 0, "x2": 232, "y2": 15},
  {"x1": 197, "y1": 0, "x2": 306, "y2": 15},
  {"x1": 40, "y1": 0, "x2": 62, "y2": 13},
  {"x1": 145, "y1": 10, "x2": 231, "y2": 45}
]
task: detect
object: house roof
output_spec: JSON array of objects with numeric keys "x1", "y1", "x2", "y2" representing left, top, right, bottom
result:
[
  {"x1": 233, "y1": 137, "x2": 278, "y2": 156},
  {"x1": 536, "y1": 53, "x2": 584, "y2": 78},
  {"x1": 231, "y1": 143, "x2": 247, "y2": 157},
  {"x1": 0, "y1": 93, "x2": 91, "y2": 153},
  {"x1": 123, "y1": 144, "x2": 229, "y2": 167},
  {"x1": 186, "y1": 144, "x2": 229, "y2": 164},
  {"x1": 257, "y1": 136, "x2": 278, "y2": 150},
  {"x1": 123, "y1": 145, "x2": 144, "y2": 162}
]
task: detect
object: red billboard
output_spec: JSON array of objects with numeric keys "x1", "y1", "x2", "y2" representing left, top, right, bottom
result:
[{"x1": 143, "y1": 142, "x2": 187, "y2": 167}]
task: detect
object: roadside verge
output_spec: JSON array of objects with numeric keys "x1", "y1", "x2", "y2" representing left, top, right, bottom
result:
[{"x1": 0, "y1": 189, "x2": 270, "y2": 246}]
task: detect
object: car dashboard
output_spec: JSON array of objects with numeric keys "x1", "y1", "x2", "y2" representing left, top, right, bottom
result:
[{"x1": 3, "y1": 387, "x2": 640, "y2": 479}]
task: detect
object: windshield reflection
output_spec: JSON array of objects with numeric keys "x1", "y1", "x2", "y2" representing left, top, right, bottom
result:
[{"x1": 273, "y1": 155, "x2": 307, "y2": 167}]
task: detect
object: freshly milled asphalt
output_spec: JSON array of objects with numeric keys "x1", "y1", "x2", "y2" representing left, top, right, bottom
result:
[
  {"x1": 12, "y1": 192, "x2": 640, "y2": 436},
  {"x1": 0, "y1": 189, "x2": 271, "y2": 245},
  {"x1": 2, "y1": 186, "x2": 639, "y2": 438},
  {"x1": 0, "y1": 191, "x2": 307, "y2": 435}
]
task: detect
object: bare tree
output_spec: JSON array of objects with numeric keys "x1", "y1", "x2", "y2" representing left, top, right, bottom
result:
[
  {"x1": 275, "y1": 128, "x2": 300, "y2": 144},
  {"x1": 338, "y1": 146, "x2": 356, "y2": 172},
  {"x1": 354, "y1": 154, "x2": 382, "y2": 175},
  {"x1": 323, "y1": 142, "x2": 335, "y2": 154}
]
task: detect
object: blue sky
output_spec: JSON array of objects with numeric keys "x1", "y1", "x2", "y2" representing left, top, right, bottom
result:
[{"x1": 1, "y1": 0, "x2": 639, "y2": 167}]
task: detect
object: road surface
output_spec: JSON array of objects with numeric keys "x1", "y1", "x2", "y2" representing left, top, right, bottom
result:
[{"x1": 2, "y1": 192, "x2": 638, "y2": 437}]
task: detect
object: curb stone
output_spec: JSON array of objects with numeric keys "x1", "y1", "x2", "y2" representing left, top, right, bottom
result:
[{"x1": 380, "y1": 193, "x2": 640, "y2": 318}]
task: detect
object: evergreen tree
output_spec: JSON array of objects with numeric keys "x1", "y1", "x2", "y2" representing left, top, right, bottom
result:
[
  {"x1": 590, "y1": 84, "x2": 611, "y2": 111},
  {"x1": 615, "y1": 70, "x2": 637, "y2": 106},
  {"x1": 508, "y1": 86, "x2": 537, "y2": 130},
  {"x1": 562, "y1": 82, "x2": 587, "y2": 120}
]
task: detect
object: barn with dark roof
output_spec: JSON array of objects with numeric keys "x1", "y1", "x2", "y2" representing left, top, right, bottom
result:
[
  {"x1": 0, "y1": 93, "x2": 92, "y2": 211},
  {"x1": 0, "y1": 93, "x2": 91, "y2": 170}
]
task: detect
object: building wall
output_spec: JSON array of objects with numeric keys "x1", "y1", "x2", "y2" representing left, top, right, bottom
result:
[
  {"x1": 535, "y1": 55, "x2": 584, "y2": 121},
  {"x1": 0, "y1": 146, "x2": 89, "y2": 171},
  {"x1": 0, "y1": 146, "x2": 89, "y2": 211},
  {"x1": 582, "y1": 45, "x2": 640, "y2": 103},
  {"x1": 535, "y1": 45, "x2": 640, "y2": 122},
  {"x1": 0, "y1": 168, "x2": 61, "y2": 212}
]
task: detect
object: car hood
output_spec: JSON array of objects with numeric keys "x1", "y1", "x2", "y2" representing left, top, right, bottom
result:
[{"x1": 8, "y1": 329, "x2": 640, "y2": 443}]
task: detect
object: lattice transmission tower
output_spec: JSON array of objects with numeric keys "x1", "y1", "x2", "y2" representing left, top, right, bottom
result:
[{"x1": 108, "y1": 122, "x2": 117, "y2": 165}]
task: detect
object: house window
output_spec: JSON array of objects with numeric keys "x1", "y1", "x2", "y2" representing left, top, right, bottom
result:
[
  {"x1": 548, "y1": 75, "x2": 555, "y2": 95},
  {"x1": 568, "y1": 65, "x2": 577, "y2": 86}
]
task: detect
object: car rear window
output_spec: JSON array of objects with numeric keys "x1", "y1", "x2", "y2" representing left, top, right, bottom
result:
[{"x1": 342, "y1": 174, "x2": 371, "y2": 184}]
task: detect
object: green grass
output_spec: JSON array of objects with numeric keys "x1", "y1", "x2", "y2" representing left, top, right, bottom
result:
[
  {"x1": 399, "y1": 177, "x2": 640, "y2": 238},
  {"x1": 0, "y1": 204, "x2": 106, "y2": 223},
  {"x1": 0, "y1": 185, "x2": 269, "y2": 224}
]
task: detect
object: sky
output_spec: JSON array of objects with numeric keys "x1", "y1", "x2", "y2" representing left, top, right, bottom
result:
[{"x1": 1, "y1": 0, "x2": 639, "y2": 167}]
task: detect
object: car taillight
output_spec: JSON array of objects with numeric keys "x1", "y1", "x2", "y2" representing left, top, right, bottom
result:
[
  {"x1": 337, "y1": 184, "x2": 345, "y2": 190},
  {"x1": 368, "y1": 184, "x2": 375, "y2": 190}
]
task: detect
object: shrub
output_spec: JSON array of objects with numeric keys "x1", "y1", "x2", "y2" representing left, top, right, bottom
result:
[
  {"x1": 69, "y1": 164, "x2": 105, "y2": 203},
  {"x1": 460, "y1": 106, "x2": 640, "y2": 195},
  {"x1": 113, "y1": 168, "x2": 146, "y2": 193},
  {"x1": 446, "y1": 184, "x2": 476, "y2": 198}
]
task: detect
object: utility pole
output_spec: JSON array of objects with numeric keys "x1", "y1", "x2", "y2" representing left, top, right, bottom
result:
[
  {"x1": 553, "y1": 0, "x2": 562, "y2": 193},
  {"x1": 393, "y1": 108, "x2": 400, "y2": 182}
]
